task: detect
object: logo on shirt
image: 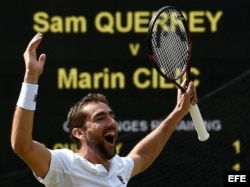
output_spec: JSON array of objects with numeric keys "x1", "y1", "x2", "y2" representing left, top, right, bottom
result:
[{"x1": 117, "y1": 175, "x2": 125, "y2": 184}]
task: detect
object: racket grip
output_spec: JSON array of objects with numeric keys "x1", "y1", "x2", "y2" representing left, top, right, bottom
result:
[{"x1": 189, "y1": 104, "x2": 209, "y2": 141}]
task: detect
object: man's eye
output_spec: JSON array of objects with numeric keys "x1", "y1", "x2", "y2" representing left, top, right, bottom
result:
[{"x1": 110, "y1": 114, "x2": 115, "y2": 119}]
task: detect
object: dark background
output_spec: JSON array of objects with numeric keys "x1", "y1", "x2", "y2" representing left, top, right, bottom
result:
[{"x1": 0, "y1": 0, "x2": 249, "y2": 186}]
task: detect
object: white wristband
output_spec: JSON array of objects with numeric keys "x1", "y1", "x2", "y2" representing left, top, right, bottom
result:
[{"x1": 17, "y1": 82, "x2": 39, "y2": 110}]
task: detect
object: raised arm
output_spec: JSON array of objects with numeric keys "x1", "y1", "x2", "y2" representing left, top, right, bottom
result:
[
  {"x1": 128, "y1": 81, "x2": 197, "y2": 177},
  {"x1": 11, "y1": 33, "x2": 50, "y2": 178}
]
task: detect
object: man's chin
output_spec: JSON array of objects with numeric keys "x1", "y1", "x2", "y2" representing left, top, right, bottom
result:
[
  {"x1": 99, "y1": 142, "x2": 116, "y2": 159},
  {"x1": 104, "y1": 148, "x2": 116, "y2": 160}
]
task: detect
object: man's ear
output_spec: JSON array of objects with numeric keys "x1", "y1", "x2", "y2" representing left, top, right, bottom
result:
[{"x1": 72, "y1": 128, "x2": 85, "y2": 140}]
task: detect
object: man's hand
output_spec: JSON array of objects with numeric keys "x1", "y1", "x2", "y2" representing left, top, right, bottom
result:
[
  {"x1": 23, "y1": 33, "x2": 46, "y2": 84},
  {"x1": 176, "y1": 80, "x2": 198, "y2": 116}
]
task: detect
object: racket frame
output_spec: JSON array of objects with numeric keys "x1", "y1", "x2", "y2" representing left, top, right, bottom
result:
[{"x1": 147, "y1": 6, "x2": 192, "y2": 92}]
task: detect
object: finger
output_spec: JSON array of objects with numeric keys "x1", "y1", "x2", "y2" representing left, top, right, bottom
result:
[
  {"x1": 38, "y1": 54, "x2": 46, "y2": 66},
  {"x1": 186, "y1": 82, "x2": 197, "y2": 105},
  {"x1": 26, "y1": 33, "x2": 43, "y2": 53},
  {"x1": 178, "y1": 79, "x2": 188, "y2": 94},
  {"x1": 186, "y1": 81, "x2": 193, "y2": 92}
]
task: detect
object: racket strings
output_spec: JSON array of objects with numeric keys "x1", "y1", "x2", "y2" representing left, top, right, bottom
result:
[{"x1": 150, "y1": 10, "x2": 189, "y2": 80}]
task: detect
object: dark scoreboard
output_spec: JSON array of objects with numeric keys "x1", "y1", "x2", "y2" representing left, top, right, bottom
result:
[{"x1": 0, "y1": 0, "x2": 249, "y2": 186}]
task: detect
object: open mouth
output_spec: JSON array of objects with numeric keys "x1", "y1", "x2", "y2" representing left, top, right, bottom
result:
[{"x1": 104, "y1": 132, "x2": 115, "y2": 144}]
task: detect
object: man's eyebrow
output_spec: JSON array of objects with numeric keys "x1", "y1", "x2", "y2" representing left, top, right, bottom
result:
[
  {"x1": 93, "y1": 110, "x2": 115, "y2": 118},
  {"x1": 109, "y1": 111, "x2": 115, "y2": 117}
]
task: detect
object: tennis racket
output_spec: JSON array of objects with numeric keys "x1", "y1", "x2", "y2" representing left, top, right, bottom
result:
[{"x1": 147, "y1": 6, "x2": 209, "y2": 141}]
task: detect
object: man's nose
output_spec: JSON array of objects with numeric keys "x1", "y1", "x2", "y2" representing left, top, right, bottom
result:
[{"x1": 107, "y1": 115, "x2": 116, "y2": 126}]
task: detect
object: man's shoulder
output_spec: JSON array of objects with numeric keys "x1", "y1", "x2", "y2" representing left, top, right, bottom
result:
[
  {"x1": 49, "y1": 148, "x2": 78, "y2": 160},
  {"x1": 50, "y1": 148, "x2": 75, "y2": 154},
  {"x1": 112, "y1": 155, "x2": 134, "y2": 166}
]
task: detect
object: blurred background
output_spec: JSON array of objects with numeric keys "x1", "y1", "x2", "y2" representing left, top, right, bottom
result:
[{"x1": 0, "y1": 0, "x2": 249, "y2": 186}]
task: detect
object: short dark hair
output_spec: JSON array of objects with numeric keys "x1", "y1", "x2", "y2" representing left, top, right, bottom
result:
[{"x1": 67, "y1": 93, "x2": 110, "y2": 149}]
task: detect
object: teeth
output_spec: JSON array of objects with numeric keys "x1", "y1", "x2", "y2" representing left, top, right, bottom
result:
[
  {"x1": 105, "y1": 132, "x2": 115, "y2": 136},
  {"x1": 104, "y1": 132, "x2": 115, "y2": 144}
]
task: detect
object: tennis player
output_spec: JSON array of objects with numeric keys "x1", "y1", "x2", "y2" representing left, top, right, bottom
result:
[{"x1": 11, "y1": 33, "x2": 197, "y2": 187}]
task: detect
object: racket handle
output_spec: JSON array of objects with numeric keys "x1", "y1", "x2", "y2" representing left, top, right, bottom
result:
[{"x1": 189, "y1": 104, "x2": 209, "y2": 141}]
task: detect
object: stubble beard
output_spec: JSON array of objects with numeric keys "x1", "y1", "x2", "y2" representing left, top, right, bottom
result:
[
  {"x1": 87, "y1": 139, "x2": 116, "y2": 160},
  {"x1": 98, "y1": 142, "x2": 116, "y2": 160}
]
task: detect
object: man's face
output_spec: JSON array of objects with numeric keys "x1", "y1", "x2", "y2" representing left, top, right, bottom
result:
[{"x1": 82, "y1": 102, "x2": 118, "y2": 160}]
